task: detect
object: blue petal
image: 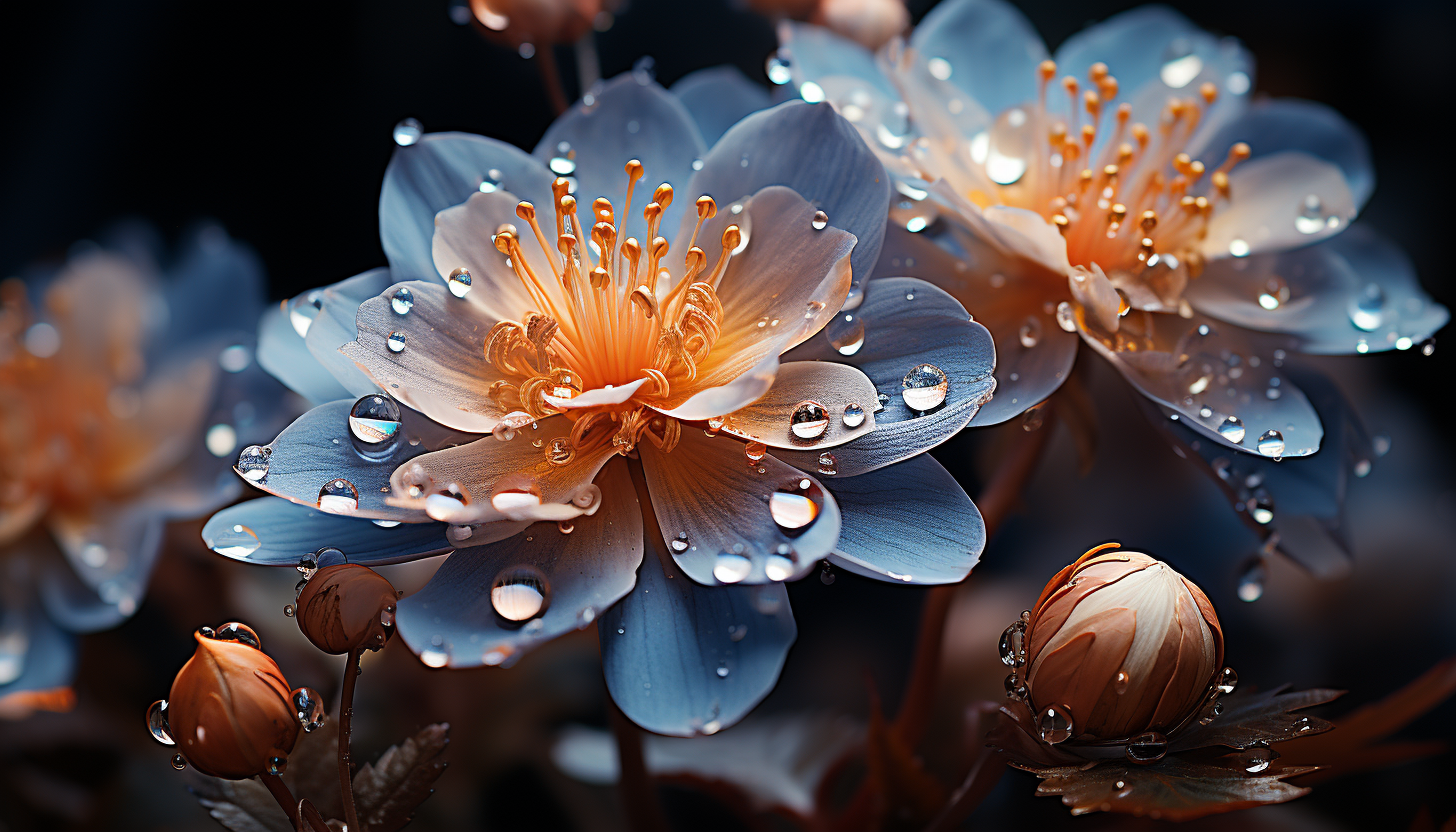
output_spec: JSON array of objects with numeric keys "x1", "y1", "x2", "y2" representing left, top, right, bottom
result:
[
  {"x1": 687, "y1": 100, "x2": 890, "y2": 287},
  {"x1": 203, "y1": 497, "x2": 453, "y2": 567},
  {"x1": 396, "y1": 459, "x2": 641, "y2": 669},
  {"x1": 778, "y1": 277, "x2": 996, "y2": 476},
  {"x1": 909, "y1": 0, "x2": 1049, "y2": 119},
  {"x1": 599, "y1": 514, "x2": 797, "y2": 737},
  {"x1": 46, "y1": 506, "x2": 162, "y2": 626},
  {"x1": 782, "y1": 20, "x2": 898, "y2": 101},
  {"x1": 1188, "y1": 223, "x2": 1447, "y2": 355},
  {"x1": 670, "y1": 66, "x2": 773, "y2": 145},
  {"x1": 826, "y1": 454, "x2": 983, "y2": 584},
  {"x1": 258, "y1": 301, "x2": 354, "y2": 404},
  {"x1": 160, "y1": 225, "x2": 267, "y2": 348},
  {"x1": 534, "y1": 72, "x2": 705, "y2": 247},
  {"x1": 0, "y1": 586, "x2": 76, "y2": 696},
  {"x1": 380, "y1": 132, "x2": 556, "y2": 282},
  {"x1": 304, "y1": 268, "x2": 397, "y2": 397}
]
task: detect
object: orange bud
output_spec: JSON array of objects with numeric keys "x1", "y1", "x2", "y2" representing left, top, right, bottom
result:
[
  {"x1": 295, "y1": 564, "x2": 398, "y2": 655},
  {"x1": 1011, "y1": 548, "x2": 1223, "y2": 745},
  {"x1": 160, "y1": 625, "x2": 300, "y2": 779}
]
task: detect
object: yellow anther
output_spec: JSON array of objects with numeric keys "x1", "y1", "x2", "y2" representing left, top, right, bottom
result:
[
  {"x1": 1194, "y1": 196, "x2": 1210, "y2": 214},
  {"x1": 642, "y1": 202, "x2": 662, "y2": 223},
  {"x1": 1131, "y1": 123, "x2": 1150, "y2": 147},
  {"x1": 1140, "y1": 210, "x2": 1158, "y2": 231},
  {"x1": 695, "y1": 195, "x2": 717, "y2": 219},
  {"x1": 625, "y1": 159, "x2": 644, "y2": 180},
  {"x1": 1174, "y1": 153, "x2": 1192, "y2": 174},
  {"x1": 552, "y1": 177, "x2": 572, "y2": 202},
  {"x1": 721, "y1": 225, "x2": 741, "y2": 252},
  {"x1": 1098, "y1": 76, "x2": 1119, "y2": 101},
  {"x1": 1212, "y1": 170, "x2": 1230, "y2": 197},
  {"x1": 592, "y1": 197, "x2": 614, "y2": 224},
  {"x1": 1117, "y1": 143, "x2": 1134, "y2": 163},
  {"x1": 1116, "y1": 102, "x2": 1131, "y2": 123},
  {"x1": 1102, "y1": 164, "x2": 1119, "y2": 179},
  {"x1": 650, "y1": 236, "x2": 670, "y2": 259},
  {"x1": 1084, "y1": 90, "x2": 1101, "y2": 117},
  {"x1": 590, "y1": 266, "x2": 609, "y2": 289},
  {"x1": 1039, "y1": 60, "x2": 1057, "y2": 82},
  {"x1": 1200, "y1": 82, "x2": 1218, "y2": 104},
  {"x1": 629, "y1": 285, "x2": 658, "y2": 318},
  {"x1": 1109, "y1": 203, "x2": 1127, "y2": 223},
  {"x1": 1061, "y1": 76, "x2": 1079, "y2": 96},
  {"x1": 516, "y1": 202, "x2": 537, "y2": 222},
  {"x1": 1089, "y1": 62, "x2": 1109, "y2": 82},
  {"x1": 1082, "y1": 124, "x2": 1096, "y2": 146},
  {"x1": 493, "y1": 228, "x2": 516, "y2": 254},
  {"x1": 1052, "y1": 214, "x2": 1071, "y2": 235},
  {"x1": 653, "y1": 183, "x2": 673, "y2": 208}
]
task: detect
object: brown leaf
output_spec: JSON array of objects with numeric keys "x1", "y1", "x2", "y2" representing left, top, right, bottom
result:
[
  {"x1": 351, "y1": 722, "x2": 450, "y2": 832},
  {"x1": 984, "y1": 700, "x2": 1085, "y2": 770},
  {"x1": 1170, "y1": 686, "x2": 1342, "y2": 752},
  {"x1": 189, "y1": 717, "x2": 345, "y2": 832},
  {"x1": 1030, "y1": 755, "x2": 1316, "y2": 821},
  {"x1": 1281, "y1": 656, "x2": 1456, "y2": 783},
  {"x1": 856, "y1": 694, "x2": 947, "y2": 832}
]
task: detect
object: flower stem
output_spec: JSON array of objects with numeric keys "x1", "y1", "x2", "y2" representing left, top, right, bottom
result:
[
  {"x1": 921, "y1": 707, "x2": 1007, "y2": 832},
  {"x1": 339, "y1": 648, "x2": 364, "y2": 832},
  {"x1": 536, "y1": 48, "x2": 568, "y2": 116},
  {"x1": 609, "y1": 693, "x2": 670, "y2": 832},
  {"x1": 259, "y1": 773, "x2": 302, "y2": 828}
]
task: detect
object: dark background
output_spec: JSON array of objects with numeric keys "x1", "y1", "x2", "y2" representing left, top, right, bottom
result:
[{"x1": 3, "y1": 1, "x2": 1455, "y2": 830}]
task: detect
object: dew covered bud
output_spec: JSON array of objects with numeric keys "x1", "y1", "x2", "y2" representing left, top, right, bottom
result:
[
  {"x1": 165, "y1": 625, "x2": 300, "y2": 779},
  {"x1": 1023, "y1": 546, "x2": 1223, "y2": 743},
  {"x1": 295, "y1": 564, "x2": 398, "y2": 654}
]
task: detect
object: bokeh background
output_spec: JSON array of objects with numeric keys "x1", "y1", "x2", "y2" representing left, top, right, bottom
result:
[{"x1": 3, "y1": 1, "x2": 1454, "y2": 829}]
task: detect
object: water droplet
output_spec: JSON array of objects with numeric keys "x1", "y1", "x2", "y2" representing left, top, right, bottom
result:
[
  {"x1": 789, "y1": 400, "x2": 829, "y2": 440},
  {"x1": 386, "y1": 331, "x2": 406, "y2": 353},
  {"x1": 549, "y1": 155, "x2": 576, "y2": 175},
  {"x1": 1159, "y1": 38, "x2": 1203, "y2": 88},
  {"x1": 1257, "y1": 276, "x2": 1290, "y2": 310},
  {"x1": 670, "y1": 533, "x2": 690, "y2": 553},
  {"x1": 479, "y1": 168, "x2": 504, "y2": 192},
  {"x1": 715, "y1": 663, "x2": 731, "y2": 678},
  {"x1": 147, "y1": 700, "x2": 175, "y2": 746},
  {"x1": 420, "y1": 648, "x2": 449, "y2": 668},
  {"x1": 1018, "y1": 316, "x2": 1042, "y2": 348},
  {"x1": 1294, "y1": 194, "x2": 1327, "y2": 234},
  {"x1": 1237, "y1": 557, "x2": 1266, "y2": 602},
  {"x1": 728, "y1": 623, "x2": 748, "y2": 641},
  {"x1": 1353, "y1": 458, "x2": 1372, "y2": 477},
  {"x1": 819, "y1": 561, "x2": 836, "y2": 585},
  {"x1": 811, "y1": 210, "x2": 828, "y2": 231},
  {"x1": 1055, "y1": 301, "x2": 1077, "y2": 332},
  {"x1": 927, "y1": 56, "x2": 952, "y2": 80},
  {"x1": 769, "y1": 478, "x2": 823, "y2": 533},
  {"x1": 826, "y1": 313, "x2": 865, "y2": 356},
  {"x1": 214, "y1": 622, "x2": 262, "y2": 649},
  {"x1": 901, "y1": 363, "x2": 949, "y2": 412},
  {"x1": 296, "y1": 552, "x2": 319, "y2": 581},
  {"x1": 1218, "y1": 415, "x2": 1246, "y2": 444},
  {"x1": 816, "y1": 452, "x2": 837, "y2": 476},
  {"x1": 1247, "y1": 489, "x2": 1274, "y2": 524},
  {"x1": 209, "y1": 523, "x2": 260, "y2": 558},
  {"x1": 766, "y1": 51, "x2": 792, "y2": 85},
  {"x1": 1421, "y1": 338, "x2": 1437, "y2": 356},
  {"x1": 842, "y1": 287, "x2": 864, "y2": 310},
  {"x1": 1125, "y1": 731, "x2": 1168, "y2": 764},
  {"x1": 764, "y1": 552, "x2": 795, "y2": 582},
  {"x1": 1036, "y1": 705, "x2": 1073, "y2": 744},
  {"x1": 236, "y1": 445, "x2": 271, "y2": 482},
  {"x1": 1255, "y1": 429, "x2": 1285, "y2": 457},
  {"x1": 266, "y1": 756, "x2": 288, "y2": 775},
  {"x1": 713, "y1": 552, "x2": 752, "y2": 584},
  {"x1": 447, "y1": 267, "x2": 473, "y2": 298},
  {"x1": 491, "y1": 566, "x2": 550, "y2": 621},
  {"x1": 998, "y1": 620, "x2": 1026, "y2": 667},
  {"x1": 1004, "y1": 673, "x2": 1028, "y2": 701},
  {"x1": 1348, "y1": 283, "x2": 1384, "y2": 332},
  {"x1": 314, "y1": 479, "x2": 359, "y2": 513},
  {"x1": 349, "y1": 394, "x2": 402, "y2": 445},
  {"x1": 544, "y1": 436, "x2": 574, "y2": 466},
  {"x1": 1240, "y1": 742, "x2": 1277, "y2": 773},
  {"x1": 392, "y1": 117, "x2": 423, "y2": 146},
  {"x1": 171, "y1": 754, "x2": 188, "y2": 770},
  {"x1": 284, "y1": 604, "x2": 295, "y2": 617},
  {"x1": 1115, "y1": 670, "x2": 1130, "y2": 694},
  {"x1": 292, "y1": 687, "x2": 326, "y2": 732},
  {"x1": 842, "y1": 403, "x2": 865, "y2": 428},
  {"x1": 1229, "y1": 238, "x2": 1250, "y2": 257},
  {"x1": 744, "y1": 441, "x2": 767, "y2": 463},
  {"x1": 390, "y1": 286, "x2": 415, "y2": 315},
  {"x1": 1216, "y1": 667, "x2": 1238, "y2": 696},
  {"x1": 984, "y1": 108, "x2": 1032, "y2": 185}
]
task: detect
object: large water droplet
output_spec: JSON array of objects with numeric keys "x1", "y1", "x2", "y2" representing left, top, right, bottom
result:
[
  {"x1": 999, "y1": 620, "x2": 1026, "y2": 667},
  {"x1": 392, "y1": 118, "x2": 423, "y2": 146},
  {"x1": 789, "y1": 400, "x2": 829, "y2": 440},
  {"x1": 826, "y1": 313, "x2": 865, "y2": 356},
  {"x1": 1240, "y1": 742, "x2": 1277, "y2": 773},
  {"x1": 1294, "y1": 194, "x2": 1328, "y2": 235},
  {"x1": 901, "y1": 363, "x2": 949, "y2": 411},
  {"x1": 1218, "y1": 415, "x2": 1246, "y2": 444},
  {"x1": 764, "y1": 552, "x2": 796, "y2": 582},
  {"x1": 1257, "y1": 276, "x2": 1290, "y2": 310},
  {"x1": 266, "y1": 756, "x2": 288, "y2": 775},
  {"x1": 288, "y1": 291, "x2": 323, "y2": 337},
  {"x1": 318, "y1": 479, "x2": 360, "y2": 513},
  {"x1": 744, "y1": 441, "x2": 767, "y2": 463},
  {"x1": 349, "y1": 395, "x2": 402, "y2": 445},
  {"x1": 171, "y1": 754, "x2": 188, "y2": 771},
  {"x1": 1018, "y1": 315, "x2": 1041, "y2": 348},
  {"x1": 1216, "y1": 667, "x2": 1238, "y2": 696},
  {"x1": 765, "y1": 51, "x2": 792, "y2": 85},
  {"x1": 147, "y1": 700, "x2": 176, "y2": 746},
  {"x1": 842, "y1": 403, "x2": 865, "y2": 428},
  {"x1": 1055, "y1": 301, "x2": 1077, "y2": 332},
  {"x1": 210, "y1": 524, "x2": 260, "y2": 558},
  {"x1": 1255, "y1": 429, "x2": 1285, "y2": 457},
  {"x1": 770, "y1": 478, "x2": 823, "y2": 533},
  {"x1": 491, "y1": 566, "x2": 550, "y2": 621},
  {"x1": 1004, "y1": 673, "x2": 1028, "y2": 701},
  {"x1": 984, "y1": 108, "x2": 1032, "y2": 185},
  {"x1": 713, "y1": 551, "x2": 753, "y2": 584},
  {"x1": 236, "y1": 444, "x2": 271, "y2": 482},
  {"x1": 1159, "y1": 38, "x2": 1203, "y2": 88},
  {"x1": 816, "y1": 452, "x2": 837, "y2": 476},
  {"x1": 1125, "y1": 731, "x2": 1168, "y2": 764},
  {"x1": 292, "y1": 687, "x2": 326, "y2": 732},
  {"x1": 447, "y1": 267, "x2": 473, "y2": 298},
  {"x1": 810, "y1": 210, "x2": 829, "y2": 231},
  {"x1": 214, "y1": 622, "x2": 262, "y2": 649},
  {"x1": 386, "y1": 331, "x2": 407, "y2": 353},
  {"x1": 1348, "y1": 283, "x2": 1384, "y2": 332},
  {"x1": 1036, "y1": 705, "x2": 1073, "y2": 744},
  {"x1": 390, "y1": 286, "x2": 415, "y2": 315}
]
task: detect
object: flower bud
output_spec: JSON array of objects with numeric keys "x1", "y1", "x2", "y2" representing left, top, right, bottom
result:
[
  {"x1": 162, "y1": 625, "x2": 300, "y2": 779},
  {"x1": 1022, "y1": 546, "x2": 1223, "y2": 743},
  {"x1": 295, "y1": 564, "x2": 398, "y2": 654}
]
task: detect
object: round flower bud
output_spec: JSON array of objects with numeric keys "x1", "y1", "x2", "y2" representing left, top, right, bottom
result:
[
  {"x1": 1024, "y1": 547, "x2": 1223, "y2": 743},
  {"x1": 167, "y1": 626, "x2": 300, "y2": 779},
  {"x1": 295, "y1": 564, "x2": 398, "y2": 655}
]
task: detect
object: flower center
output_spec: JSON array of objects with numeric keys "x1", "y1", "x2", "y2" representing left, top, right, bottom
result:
[{"x1": 480, "y1": 162, "x2": 742, "y2": 454}]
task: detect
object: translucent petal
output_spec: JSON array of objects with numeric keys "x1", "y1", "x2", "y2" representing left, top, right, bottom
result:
[
  {"x1": 396, "y1": 459, "x2": 642, "y2": 669},
  {"x1": 781, "y1": 20, "x2": 900, "y2": 102},
  {"x1": 670, "y1": 66, "x2": 773, "y2": 145},
  {"x1": 534, "y1": 72, "x2": 705, "y2": 247},
  {"x1": 1201, "y1": 151, "x2": 1357, "y2": 260},
  {"x1": 1188, "y1": 223, "x2": 1447, "y2": 355},
  {"x1": 258, "y1": 301, "x2": 353, "y2": 404},
  {"x1": 778, "y1": 277, "x2": 996, "y2": 475},
  {"x1": 203, "y1": 497, "x2": 455, "y2": 566},
  {"x1": 1078, "y1": 309, "x2": 1323, "y2": 456},
  {"x1": 0, "y1": 579, "x2": 76, "y2": 696},
  {"x1": 161, "y1": 225, "x2": 267, "y2": 348},
  {"x1": 825, "y1": 454, "x2": 983, "y2": 584},
  {"x1": 303, "y1": 268, "x2": 397, "y2": 397},
  {"x1": 379, "y1": 132, "x2": 555, "y2": 282},
  {"x1": 46, "y1": 506, "x2": 162, "y2": 624},
  {"x1": 599, "y1": 523, "x2": 797, "y2": 737},
  {"x1": 341, "y1": 280, "x2": 514, "y2": 434},
  {"x1": 639, "y1": 427, "x2": 841, "y2": 585},
  {"x1": 909, "y1": 0, "x2": 1049, "y2": 118},
  {"x1": 720, "y1": 360, "x2": 878, "y2": 450},
  {"x1": 431, "y1": 190, "x2": 570, "y2": 327},
  {"x1": 681, "y1": 100, "x2": 889, "y2": 287}
]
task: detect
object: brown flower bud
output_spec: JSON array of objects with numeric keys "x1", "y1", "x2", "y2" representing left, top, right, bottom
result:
[
  {"x1": 295, "y1": 564, "x2": 398, "y2": 655},
  {"x1": 1022, "y1": 546, "x2": 1223, "y2": 743},
  {"x1": 162, "y1": 625, "x2": 300, "y2": 779}
]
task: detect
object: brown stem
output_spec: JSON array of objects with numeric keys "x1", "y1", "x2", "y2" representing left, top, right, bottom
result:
[
  {"x1": 892, "y1": 404, "x2": 1057, "y2": 746},
  {"x1": 339, "y1": 648, "x2": 364, "y2": 832},
  {"x1": 920, "y1": 745, "x2": 1007, "y2": 832},
  {"x1": 610, "y1": 692, "x2": 670, "y2": 832},
  {"x1": 259, "y1": 773, "x2": 302, "y2": 829},
  {"x1": 535, "y1": 47, "x2": 568, "y2": 116},
  {"x1": 296, "y1": 799, "x2": 333, "y2": 832}
]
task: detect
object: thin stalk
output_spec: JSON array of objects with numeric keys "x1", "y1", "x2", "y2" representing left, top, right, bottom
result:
[
  {"x1": 259, "y1": 773, "x2": 302, "y2": 829},
  {"x1": 920, "y1": 744, "x2": 1007, "y2": 832},
  {"x1": 339, "y1": 648, "x2": 364, "y2": 832},
  {"x1": 535, "y1": 47, "x2": 568, "y2": 116},
  {"x1": 609, "y1": 695, "x2": 671, "y2": 832},
  {"x1": 297, "y1": 799, "x2": 332, "y2": 832}
]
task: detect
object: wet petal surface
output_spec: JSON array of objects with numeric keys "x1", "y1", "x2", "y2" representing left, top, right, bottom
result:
[{"x1": 203, "y1": 497, "x2": 454, "y2": 566}]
